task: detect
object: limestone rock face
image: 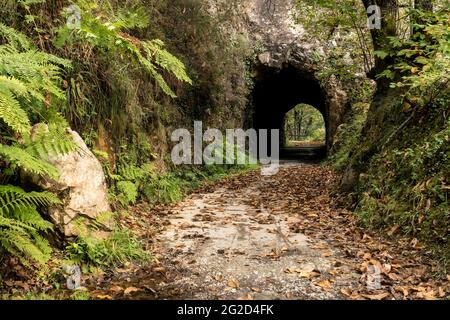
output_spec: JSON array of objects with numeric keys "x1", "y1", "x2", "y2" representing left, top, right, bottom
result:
[{"x1": 34, "y1": 128, "x2": 111, "y2": 237}]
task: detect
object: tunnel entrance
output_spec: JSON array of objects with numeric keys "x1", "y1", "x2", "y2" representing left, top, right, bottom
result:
[{"x1": 251, "y1": 64, "x2": 329, "y2": 160}]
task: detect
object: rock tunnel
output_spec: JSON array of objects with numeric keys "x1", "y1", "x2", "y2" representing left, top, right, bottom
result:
[{"x1": 250, "y1": 64, "x2": 331, "y2": 159}]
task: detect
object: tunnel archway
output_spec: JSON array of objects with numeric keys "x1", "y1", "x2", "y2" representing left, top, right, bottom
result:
[{"x1": 250, "y1": 64, "x2": 330, "y2": 159}]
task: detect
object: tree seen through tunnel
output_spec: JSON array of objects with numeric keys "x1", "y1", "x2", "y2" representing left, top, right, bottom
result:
[{"x1": 283, "y1": 104, "x2": 326, "y2": 148}]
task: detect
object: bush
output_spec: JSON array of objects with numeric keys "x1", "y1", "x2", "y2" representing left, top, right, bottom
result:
[{"x1": 66, "y1": 229, "x2": 150, "y2": 268}]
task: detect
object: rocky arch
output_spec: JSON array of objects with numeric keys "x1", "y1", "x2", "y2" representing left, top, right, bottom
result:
[
  {"x1": 252, "y1": 64, "x2": 329, "y2": 148},
  {"x1": 248, "y1": 54, "x2": 346, "y2": 156},
  {"x1": 243, "y1": 0, "x2": 348, "y2": 156}
]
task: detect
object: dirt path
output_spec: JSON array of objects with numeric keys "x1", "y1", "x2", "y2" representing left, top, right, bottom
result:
[
  {"x1": 93, "y1": 162, "x2": 448, "y2": 300},
  {"x1": 157, "y1": 163, "x2": 357, "y2": 299}
]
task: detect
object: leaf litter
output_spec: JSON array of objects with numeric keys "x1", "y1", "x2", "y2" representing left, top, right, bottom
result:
[{"x1": 3, "y1": 162, "x2": 448, "y2": 300}]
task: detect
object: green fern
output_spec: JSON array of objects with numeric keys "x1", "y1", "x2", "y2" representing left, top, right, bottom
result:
[
  {"x1": 24, "y1": 123, "x2": 77, "y2": 158},
  {"x1": 0, "y1": 25, "x2": 72, "y2": 264},
  {"x1": 0, "y1": 185, "x2": 61, "y2": 216},
  {"x1": 116, "y1": 180, "x2": 138, "y2": 205},
  {"x1": 0, "y1": 144, "x2": 59, "y2": 179},
  {"x1": 54, "y1": 0, "x2": 192, "y2": 98},
  {"x1": 0, "y1": 22, "x2": 31, "y2": 49},
  {"x1": 0, "y1": 185, "x2": 58, "y2": 264},
  {"x1": 0, "y1": 84, "x2": 31, "y2": 134}
]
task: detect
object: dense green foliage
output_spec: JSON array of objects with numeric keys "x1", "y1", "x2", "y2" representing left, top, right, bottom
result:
[
  {"x1": 298, "y1": 0, "x2": 450, "y2": 260},
  {"x1": 356, "y1": 90, "x2": 450, "y2": 261},
  {"x1": 284, "y1": 104, "x2": 326, "y2": 144},
  {"x1": 351, "y1": 4, "x2": 450, "y2": 256},
  {"x1": 54, "y1": 0, "x2": 192, "y2": 98},
  {"x1": 0, "y1": 23, "x2": 73, "y2": 264},
  {"x1": 66, "y1": 229, "x2": 149, "y2": 267},
  {"x1": 0, "y1": 0, "x2": 196, "y2": 265},
  {"x1": 329, "y1": 102, "x2": 370, "y2": 171},
  {"x1": 377, "y1": 7, "x2": 449, "y2": 108}
]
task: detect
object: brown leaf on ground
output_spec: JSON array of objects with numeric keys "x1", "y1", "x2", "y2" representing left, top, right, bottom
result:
[
  {"x1": 124, "y1": 287, "x2": 141, "y2": 295},
  {"x1": 227, "y1": 279, "x2": 239, "y2": 289},
  {"x1": 361, "y1": 292, "x2": 390, "y2": 300},
  {"x1": 109, "y1": 285, "x2": 124, "y2": 293},
  {"x1": 315, "y1": 279, "x2": 332, "y2": 290}
]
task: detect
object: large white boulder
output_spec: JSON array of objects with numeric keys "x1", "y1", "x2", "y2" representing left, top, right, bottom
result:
[{"x1": 35, "y1": 128, "x2": 111, "y2": 237}]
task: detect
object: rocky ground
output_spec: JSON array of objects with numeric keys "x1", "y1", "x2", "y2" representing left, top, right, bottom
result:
[{"x1": 86, "y1": 162, "x2": 449, "y2": 300}]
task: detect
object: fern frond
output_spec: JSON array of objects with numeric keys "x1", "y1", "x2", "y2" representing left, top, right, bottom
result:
[
  {"x1": 143, "y1": 40, "x2": 192, "y2": 85},
  {"x1": 0, "y1": 225, "x2": 51, "y2": 264},
  {"x1": 0, "y1": 187, "x2": 54, "y2": 265},
  {"x1": 0, "y1": 45, "x2": 69, "y2": 107},
  {"x1": 57, "y1": 2, "x2": 191, "y2": 98},
  {"x1": 0, "y1": 144, "x2": 59, "y2": 178},
  {"x1": 0, "y1": 23, "x2": 67, "y2": 266},
  {"x1": 0, "y1": 87, "x2": 31, "y2": 134},
  {"x1": 0, "y1": 23, "x2": 31, "y2": 49},
  {"x1": 0, "y1": 185, "x2": 61, "y2": 216},
  {"x1": 0, "y1": 75, "x2": 28, "y2": 96},
  {"x1": 29, "y1": 230, "x2": 52, "y2": 257},
  {"x1": 9, "y1": 205, "x2": 53, "y2": 231},
  {"x1": 23, "y1": 122, "x2": 77, "y2": 158},
  {"x1": 113, "y1": 5, "x2": 150, "y2": 30}
]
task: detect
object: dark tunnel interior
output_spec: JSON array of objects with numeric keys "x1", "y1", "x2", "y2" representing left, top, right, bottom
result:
[{"x1": 251, "y1": 64, "x2": 329, "y2": 160}]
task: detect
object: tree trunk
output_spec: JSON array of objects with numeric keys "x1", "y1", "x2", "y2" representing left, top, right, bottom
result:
[
  {"x1": 361, "y1": 0, "x2": 399, "y2": 86},
  {"x1": 413, "y1": 0, "x2": 433, "y2": 34},
  {"x1": 415, "y1": 0, "x2": 433, "y2": 11}
]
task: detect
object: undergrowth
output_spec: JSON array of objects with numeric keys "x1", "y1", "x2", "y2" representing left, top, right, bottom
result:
[
  {"x1": 329, "y1": 102, "x2": 370, "y2": 171},
  {"x1": 355, "y1": 93, "x2": 450, "y2": 265},
  {"x1": 66, "y1": 229, "x2": 150, "y2": 268}
]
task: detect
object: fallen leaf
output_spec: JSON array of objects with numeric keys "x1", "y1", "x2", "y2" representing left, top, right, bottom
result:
[
  {"x1": 394, "y1": 286, "x2": 409, "y2": 297},
  {"x1": 387, "y1": 225, "x2": 400, "y2": 236},
  {"x1": 109, "y1": 285, "x2": 124, "y2": 293},
  {"x1": 227, "y1": 279, "x2": 239, "y2": 289},
  {"x1": 340, "y1": 288, "x2": 361, "y2": 299},
  {"x1": 124, "y1": 287, "x2": 141, "y2": 295},
  {"x1": 321, "y1": 251, "x2": 334, "y2": 258},
  {"x1": 214, "y1": 275, "x2": 224, "y2": 281},
  {"x1": 361, "y1": 292, "x2": 390, "y2": 300},
  {"x1": 416, "y1": 290, "x2": 437, "y2": 300},
  {"x1": 329, "y1": 269, "x2": 341, "y2": 276},
  {"x1": 316, "y1": 279, "x2": 332, "y2": 290},
  {"x1": 285, "y1": 264, "x2": 319, "y2": 279}
]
